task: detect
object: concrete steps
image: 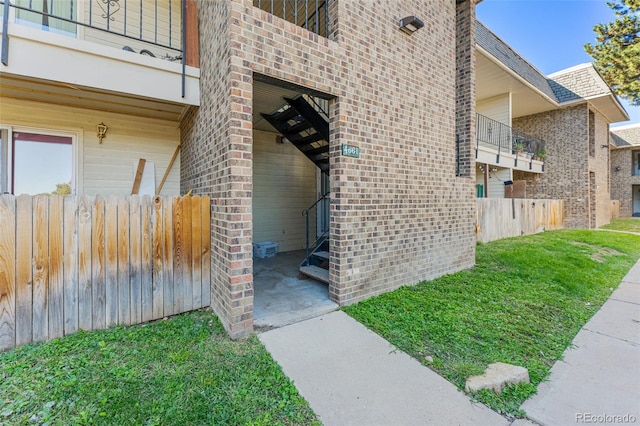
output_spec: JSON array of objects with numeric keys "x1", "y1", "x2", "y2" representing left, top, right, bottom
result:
[
  {"x1": 312, "y1": 251, "x2": 329, "y2": 261},
  {"x1": 300, "y1": 265, "x2": 329, "y2": 284}
]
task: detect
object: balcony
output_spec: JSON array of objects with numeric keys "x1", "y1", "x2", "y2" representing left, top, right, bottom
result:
[
  {"x1": 1, "y1": 0, "x2": 199, "y2": 118},
  {"x1": 253, "y1": 0, "x2": 329, "y2": 38},
  {"x1": 476, "y1": 113, "x2": 545, "y2": 173}
]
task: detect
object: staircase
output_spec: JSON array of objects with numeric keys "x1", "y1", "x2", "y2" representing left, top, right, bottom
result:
[
  {"x1": 299, "y1": 231, "x2": 330, "y2": 284},
  {"x1": 261, "y1": 96, "x2": 330, "y2": 173},
  {"x1": 262, "y1": 96, "x2": 331, "y2": 284}
]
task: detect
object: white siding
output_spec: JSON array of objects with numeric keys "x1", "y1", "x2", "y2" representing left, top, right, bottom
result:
[
  {"x1": 477, "y1": 93, "x2": 511, "y2": 125},
  {"x1": 0, "y1": 98, "x2": 180, "y2": 195},
  {"x1": 81, "y1": 0, "x2": 182, "y2": 58},
  {"x1": 475, "y1": 168, "x2": 484, "y2": 197},
  {"x1": 253, "y1": 130, "x2": 318, "y2": 253},
  {"x1": 487, "y1": 168, "x2": 512, "y2": 198}
]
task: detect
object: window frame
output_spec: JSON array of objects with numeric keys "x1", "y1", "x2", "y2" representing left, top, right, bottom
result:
[
  {"x1": 1, "y1": 125, "x2": 80, "y2": 195},
  {"x1": 633, "y1": 149, "x2": 640, "y2": 177}
]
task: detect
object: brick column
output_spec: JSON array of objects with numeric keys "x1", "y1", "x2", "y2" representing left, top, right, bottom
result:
[
  {"x1": 180, "y1": 0, "x2": 253, "y2": 339},
  {"x1": 456, "y1": 0, "x2": 477, "y2": 178}
]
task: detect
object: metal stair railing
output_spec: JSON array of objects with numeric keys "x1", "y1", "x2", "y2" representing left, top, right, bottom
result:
[{"x1": 302, "y1": 191, "x2": 330, "y2": 266}]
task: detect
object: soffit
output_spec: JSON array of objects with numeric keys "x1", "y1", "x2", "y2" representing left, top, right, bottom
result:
[
  {"x1": 0, "y1": 73, "x2": 185, "y2": 122},
  {"x1": 476, "y1": 49, "x2": 557, "y2": 118}
]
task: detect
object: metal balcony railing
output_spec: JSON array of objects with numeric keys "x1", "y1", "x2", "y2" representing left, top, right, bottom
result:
[
  {"x1": 2, "y1": 0, "x2": 188, "y2": 95},
  {"x1": 254, "y1": 0, "x2": 329, "y2": 38},
  {"x1": 476, "y1": 113, "x2": 545, "y2": 159}
]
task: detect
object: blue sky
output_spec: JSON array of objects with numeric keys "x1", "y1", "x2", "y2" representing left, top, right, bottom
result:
[{"x1": 477, "y1": 0, "x2": 639, "y2": 127}]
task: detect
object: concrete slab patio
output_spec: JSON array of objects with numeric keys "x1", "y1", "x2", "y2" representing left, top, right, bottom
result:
[
  {"x1": 521, "y1": 260, "x2": 640, "y2": 425},
  {"x1": 259, "y1": 311, "x2": 509, "y2": 426},
  {"x1": 253, "y1": 250, "x2": 337, "y2": 329}
]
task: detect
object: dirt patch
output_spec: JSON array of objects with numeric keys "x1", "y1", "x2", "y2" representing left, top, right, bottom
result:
[{"x1": 572, "y1": 242, "x2": 624, "y2": 263}]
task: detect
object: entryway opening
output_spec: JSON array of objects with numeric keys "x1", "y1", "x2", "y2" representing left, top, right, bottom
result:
[
  {"x1": 251, "y1": 75, "x2": 337, "y2": 330},
  {"x1": 633, "y1": 185, "x2": 640, "y2": 217}
]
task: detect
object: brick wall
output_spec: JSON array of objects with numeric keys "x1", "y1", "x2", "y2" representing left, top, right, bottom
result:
[
  {"x1": 182, "y1": 0, "x2": 477, "y2": 336},
  {"x1": 611, "y1": 148, "x2": 640, "y2": 216},
  {"x1": 456, "y1": 0, "x2": 477, "y2": 178},
  {"x1": 513, "y1": 104, "x2": 611, "y2": 229}
]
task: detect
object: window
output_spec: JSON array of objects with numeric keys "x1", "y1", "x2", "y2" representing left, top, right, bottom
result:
[
  {"x1": 15, "y1": 0, "x2": 77, "y2": 36},
  {"x1": 588, "y1": 110, "x2": 595, "y2": 157},
  {"x1": 11, "y1": 131, "x2": 74, "y2": 195},
  {"x1": 633, "y1": 150, "x2": 640, "y2": 177}
]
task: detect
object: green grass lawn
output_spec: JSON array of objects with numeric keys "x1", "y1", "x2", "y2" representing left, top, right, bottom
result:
[
  {"x1": 601, "y1": 218, "x2": 640, "y2": 233},
  {"x1": 344, "y1": 229, "x2": 640, "y2": 418},
  {"x1": 0, "y1": 310, "x2": 319, "y2": 426}
]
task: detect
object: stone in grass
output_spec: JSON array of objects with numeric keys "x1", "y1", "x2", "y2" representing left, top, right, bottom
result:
[{"x1": 465, "y1": 362, "x2": 530, "y2": 394}]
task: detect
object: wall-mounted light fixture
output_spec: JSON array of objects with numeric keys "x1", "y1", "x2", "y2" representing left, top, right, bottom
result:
[
  {"x1": 615, "y1": 166, "x2": 621, "y2": 172},
  {"x1": 97, "y1": 122, "x2": 108, "y2": 144},
  {"x1": 399, "y1": 16, "x2": 424, "y2": 35},
  {"x1": 600, "y1": 144, "x2": 609, "y2": 149}
]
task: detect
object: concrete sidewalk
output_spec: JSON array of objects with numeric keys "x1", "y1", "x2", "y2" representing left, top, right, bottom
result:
[
  {"x1": 521, "y1": 259, "x2": 640, "y2": 425},
  {"x1": 259, "y1": 258, "x2": 639, "y2": 426},
  {"x1": 259, "y1": 311, "x2": 509, "y2": 426}
]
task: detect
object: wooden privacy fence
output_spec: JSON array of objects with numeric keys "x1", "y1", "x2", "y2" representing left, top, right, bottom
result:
[
  {"x1": 0, "y1": 194, "x2": 211, "y2": 351},
  {"x1": 476, "y1": 198, "x2": 564, "y2": 244}
]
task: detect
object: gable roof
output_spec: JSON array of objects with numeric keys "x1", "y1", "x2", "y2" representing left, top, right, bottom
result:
[
  {"x1": 475, "y1": 22, "x2": 557, "y2": 101},
  {"x1": 610, "y1": 124, "x2": 640, "y2": 148},
  {"x1": 547, "y1": 63, "x2": 613, "y2": 103},
  {"x1": 476, "y1": 21, "x2": 629, "y2": 123}
]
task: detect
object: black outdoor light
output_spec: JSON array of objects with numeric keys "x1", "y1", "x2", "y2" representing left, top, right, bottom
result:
[{"x1": 399, "y1": 16, "x2": 424, "y2": 35}]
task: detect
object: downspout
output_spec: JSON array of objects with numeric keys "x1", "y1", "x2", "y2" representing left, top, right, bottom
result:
[{"x1": 1, "y1": 0, "x2": 9, "y2": 66}]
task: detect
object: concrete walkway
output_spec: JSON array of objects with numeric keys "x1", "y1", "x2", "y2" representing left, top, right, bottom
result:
[
  {"x1": 259, "y1": 311, "x2": 509, "y2": 426},
  {"x1": 259, "y1": 258, "x2": 639, "y2": 426},
  {"x1": 520, "y1": 259, "x2": 640, "y2": 425}
]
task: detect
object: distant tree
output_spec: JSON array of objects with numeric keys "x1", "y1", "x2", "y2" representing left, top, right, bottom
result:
[
  {"x1": 584, "y1": 0, "x2": 640, "y2": 106},
  {"x1": 51, "y1": 182, "x2": 72, "y2": 195}
]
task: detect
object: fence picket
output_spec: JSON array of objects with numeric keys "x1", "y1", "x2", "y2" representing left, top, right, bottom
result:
[
  {"x1": 78, "y1": 195, "x2": 93, "y2": 331},
  {"x1": 15, "y1": 195, "x2": 33, "y2": 347},
  {"x1": 141, "y1": 196, "x2": 153, "y2": 322},
  {"x1": 48, "y1": 195, "x2": 64, "y2": 339},
  {"x1": 182, "y1": 196, "x2": 193, "y2": 312},
  {"x1": 191, "y1": 195, "x2": 202, "y2": 308},
  {"x1": 0, "y1": 195, "x2": 16, "y2": 350},
  {"x1": 32, "y1": 195, "x2": 49, "y2": 342},
  {"x1": 105, "y1": 195, "x2": 119, "y2": 327},
  {"x1": 201, "y1": 196, "x2": 211, "y2": 307},
  {"x1": 91, "y1": 196, "x2": 106, "y2": 330},
  {"x1": 173, "y1": 196, "x2": 184, "y2": 314},
  {"x1": 152, "y1": 196, "x2": 164, "y2": 319},
  {"x1": 163, "y1": 198, "x2": 174, "y2": 316},
  {"x1": 63, "y1": 196, "x2": 79, "y2": 336},
  {"x1": 117, "y1": 197, "x2": 131, "y2": 325},
  {"x1": 130, "y1": 195, "x2": 142, "y2": 325}
]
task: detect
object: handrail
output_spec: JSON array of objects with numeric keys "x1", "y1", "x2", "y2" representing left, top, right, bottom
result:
[
  {"x1": 476, "y1": 113, "x2": 545, "y2": 157},
  {"x1": 302, "y1": 191, "x2": 330, "y2": 217},
  {"x1": 4, "y1": 0, "x2": 183, "y2": 55},
  {"x1": 302, "y1": 191, "x2": 330, "y2": 265}
]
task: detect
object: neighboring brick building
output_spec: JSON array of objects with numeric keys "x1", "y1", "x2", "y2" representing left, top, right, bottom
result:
[
  {"x1": 180, "y1": 0, "x2": 479, "y2": 337},
  {"x1": 513, "y1": 65, "x2": 627, "y2": 229},
  {"x1": 610, "y1": 124, "x2": 640, "y2": 217},
  {"x1": 474, "y1": 22, "x2": 629, "y2": 229}
]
